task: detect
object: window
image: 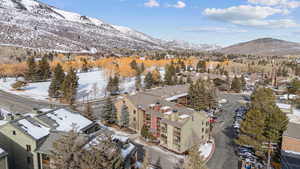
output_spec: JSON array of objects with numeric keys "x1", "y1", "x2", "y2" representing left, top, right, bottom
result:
[
  {"x1": 202, "y1": 128, "x2": 204, "y2": 132},
  {"x1": 26, "y1": 145, "x2": 31, "y2": 152},
  {"x1": 27, "y1": 157, "x2": 31, "y2": 164},
  {"x1": 133, "y1": 117, "x2": 136, "y2": 121},
  {"x1": 133, "y1": 110, "x2": 136, "y2": 114},
  {"x1": 12, "y1": 130, "x2": 16, "y2": 135}
]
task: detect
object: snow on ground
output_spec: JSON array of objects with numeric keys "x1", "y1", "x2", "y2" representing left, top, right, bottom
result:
[
  {"x1": 18, "y1": 119, "x2": 50, "y2": 139},
  {"x1": 0, "y1": 69, "x2": 137, "y2": 101},
  {"x1": 46, "y1": 108, "x2": 93, "y2": 132},
  {"x1": 288, "y1": 108, "x2": 300, "y2": 124},
  {"x1": 199, "y1": 142, "x2": 213, "y2": 158}
]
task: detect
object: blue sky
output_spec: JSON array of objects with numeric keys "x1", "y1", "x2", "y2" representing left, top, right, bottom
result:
[{"x1": 40, "y1": 0, "x2": 300, "y2": 46}]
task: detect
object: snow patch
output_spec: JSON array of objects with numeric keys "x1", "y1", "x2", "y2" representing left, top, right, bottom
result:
[
  {"x1": 18, "y1": 119, "x2": 50, "y2": 139},
  {"x1": 199, "y1": 142, "x2": 213, "y2": 158},
  {"x1": 46, "y1": 108, "x2": 93, "y2": 132}
]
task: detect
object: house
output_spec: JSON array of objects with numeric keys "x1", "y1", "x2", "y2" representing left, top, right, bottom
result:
[
  {"x1": 0, "y1": 108, "x2": 98, "y2": 169},
  {"x1": 0, "y1": 148, "x2": 9, "y2": 169},
  {"x1": 115, "y1": 85, "x2": 209, "y2": 154}
]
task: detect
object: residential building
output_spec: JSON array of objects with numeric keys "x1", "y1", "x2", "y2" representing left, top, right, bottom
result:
[
  {"x1": 115, "y1": 85, "x2": 209, "y2": 154},
  {"x1": 0, "y1": 108, "x2": 98, "y2": 169},
  {"x1": 0, "y1": 148, "x2": 9, "y2": 169},
  {"x1": 281, "y1": 122, "x2": 300, "y2": 169}
]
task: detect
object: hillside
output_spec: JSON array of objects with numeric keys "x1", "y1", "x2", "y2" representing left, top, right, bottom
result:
[
  {"x1": 219, "y1": 38, "x2": 300, "y2": 56},
  {"x1": 0, "y1": 0, "x2": 217, "y2": 53}
]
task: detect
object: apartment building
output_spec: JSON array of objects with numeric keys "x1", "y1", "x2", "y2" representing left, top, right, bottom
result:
[
  {"x1": 281, "y1": 122, "x2": 300, "y2": 169},
  {"x1": 115, "y1": 85, "x2": 209, "y2": 153},
  {"x1": 0, "y1": 148, "x2": 9, "y2": 169},
  {"x1": 0, "y1": 108, "x2": 98, "y2": 169}
]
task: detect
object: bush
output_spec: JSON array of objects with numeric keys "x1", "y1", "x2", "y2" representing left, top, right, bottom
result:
[{"x1": 11, "y1": 81, "x2": 27, "y2": 90}]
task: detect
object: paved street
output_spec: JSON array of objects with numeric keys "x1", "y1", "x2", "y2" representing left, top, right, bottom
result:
[
  {"x1": 207, "y1": 93, "x2": 246, "y2": 169},
  {"x1": 0, "y1": 90, "x2": 57, "y2": 113}
]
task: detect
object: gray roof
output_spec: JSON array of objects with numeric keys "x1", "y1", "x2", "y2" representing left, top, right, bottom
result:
[
  {"x1": 283, "y1": 122, "x2": 300, "y2": 140},
  {"x1": 36, "y1": 131, "x2": 66, "y2": 154},
  {"x1": 126, "y1": 85, "x2": 201, "y2": 128},
  {"x1": 143, "y1": 85, "x2": 188, "y2": 99}
]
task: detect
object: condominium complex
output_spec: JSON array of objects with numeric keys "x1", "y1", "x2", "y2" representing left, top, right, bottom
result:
[{"x1": 115, "y1": 85, "x2": 209, "y2": 153}]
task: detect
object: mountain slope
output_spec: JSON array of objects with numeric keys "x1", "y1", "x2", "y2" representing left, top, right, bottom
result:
[
  {"x1": 219, "y1": 38, "x2": 300, "y2": 56},
  {"x1": 0, "y1": 0, "x2": 216, "y2": 53}
]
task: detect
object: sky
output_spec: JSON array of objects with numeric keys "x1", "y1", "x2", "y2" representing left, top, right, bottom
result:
[{"x1": 39, "y1": 0, "x2": 300, "y2": 46}]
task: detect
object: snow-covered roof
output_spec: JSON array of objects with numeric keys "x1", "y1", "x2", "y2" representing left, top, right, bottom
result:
[
  {"x1": 112, "y1": 135, "x2": 129, "y2": 143},
  {"x1": 165, "y1": 93, "x2": 188, "y2": 101},
  {"x1": 161, "y1": 106, "x2": 171, "y2": 110},
  {"x1": 179, "y1": 114, "x2": 190, "y2": 119},
  {"x1": 17, "y1": 119, "x2": 50, "y2": 140},
  {"x1": 45, "y1": 109, "x2": 93, "y2": 132},
  {"x1": 121, "y1": 143, "x2": 135, "y2": 158},
  {"x1": 276, "y1": 103, "x2": 291, "y2": 110},
  {"x1": 39, "y1": 108, "x2": 52, "y2": 113}
]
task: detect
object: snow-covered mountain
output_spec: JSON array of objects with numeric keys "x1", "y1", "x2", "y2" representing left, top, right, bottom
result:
[{"x1": 0, "y1": 0, "x2": 216, "y2": 53}]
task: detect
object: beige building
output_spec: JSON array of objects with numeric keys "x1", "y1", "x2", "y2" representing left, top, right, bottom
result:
[
  {"x1": 0, "y1": 148, "x2": 9, "y2": 169},
  {"x1": 0, "y1": 108, "x2": 98, "y2": 169},
  {"x1": 115, "y1": 85, "x2": 209, "y2": 153}
]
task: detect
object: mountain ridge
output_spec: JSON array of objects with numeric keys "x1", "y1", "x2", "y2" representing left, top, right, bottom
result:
[
  {"x1": 219, "y1": 38, "x2": 300, "y2": 56},
  {"x1": 0, "y1": 0, "x2": 218, "y2": 53}
]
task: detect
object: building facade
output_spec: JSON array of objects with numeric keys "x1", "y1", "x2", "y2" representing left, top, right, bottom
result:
[{"x1": 115, "y1": 85, "x2": 209, "y2": 154}]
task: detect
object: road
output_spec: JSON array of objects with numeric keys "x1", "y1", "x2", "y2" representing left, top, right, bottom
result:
[
  {"x1": 0, "y1": 90, "x2": 58, "y2": 113},
  {"x1": 207, "y1": 93, "x2": 246, "y2": 169}
]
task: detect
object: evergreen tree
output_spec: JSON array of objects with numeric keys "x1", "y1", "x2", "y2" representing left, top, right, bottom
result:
[
  {"x1": 186, "y1": 75, "x2": 192, "y2": 84},
  {"x1": 179, "y1": 76, "x2": 184, "y2": 85},
  {"x1": 135, "y1": 72, "x2": 142, "y2": 91},
  {"x1": 101, "y1": 97, "x2": 117, "y2": 124},
  {"x1": 106, "y1": 76, "x2": 119, "y2": 95},
  {"x1": 62, "y1": 68, "x2": 79, "y2": 105},
  {"x1": 183, "y1": 145, "x2": 207, "y2": 169},
  {"x1": 240, "y1": 75, "x2": 246, "y2": 90},
  {"x1": 120, "y1": 104, "x2": 129, "y2": 128},
  {"x1": 237, "y1": 109, "x2": 266, "y2": 150},
  {"x1": 81, "y1": 58, "x2": 89, "y2": 72},
  {"x1": 37, "y1": 57, "x2": 51, "y2": 81},
  {"x1": 264, "y1": 105, "x2": 288, "y2": 144},
  {"x1": 145, "y1": 72, "x2": 153, "y2": 89},
  {"x1": 231, "y1": 76, "x2": 241, "y2": 93},
  {"x1": 48, "y1": 64, "x2": 65, "y2": 98},
  {"x1": 25, "y1": 56, "x2": 37, "y2": 81}
]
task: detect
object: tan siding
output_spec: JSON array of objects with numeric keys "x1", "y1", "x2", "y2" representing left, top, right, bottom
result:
[{"x1": 282, "y1": 136, "x2": 300, "y2": 152}]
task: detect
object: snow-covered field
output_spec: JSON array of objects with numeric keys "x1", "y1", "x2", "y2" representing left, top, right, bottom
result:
[{"x1": 0, "y1": 69, "x2": 136, "y2": 101}]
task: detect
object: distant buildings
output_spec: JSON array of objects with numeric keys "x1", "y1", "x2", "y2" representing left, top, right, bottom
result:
[{"x1": 115, "y1": 85, "x2": 209, "y2": 154}]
